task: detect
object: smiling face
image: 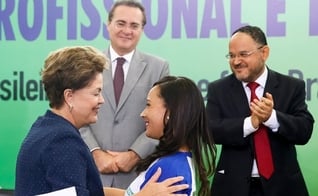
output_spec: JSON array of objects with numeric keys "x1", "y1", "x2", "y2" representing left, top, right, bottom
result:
[
  {"x1": 107, "y1": 5, "x2": 144, "y2": 56},
  {"x1": 66, "y1": 73, "x2": 104, "y2": 128},
  {"x1": 140, "y1": 86, "x2": 167, "y2": 139},
  {"x1": 228, "y1": 32, "x2": 269, "y2": 82}
]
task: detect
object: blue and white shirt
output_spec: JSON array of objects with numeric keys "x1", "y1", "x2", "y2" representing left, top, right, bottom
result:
[{"x1": 125, "y1": 151, "x2": 196, "y2": 196}]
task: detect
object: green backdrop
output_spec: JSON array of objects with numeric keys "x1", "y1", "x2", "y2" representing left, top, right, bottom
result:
[{"x1": 0, "y1": 0, "x2": 317, "y2": 194}]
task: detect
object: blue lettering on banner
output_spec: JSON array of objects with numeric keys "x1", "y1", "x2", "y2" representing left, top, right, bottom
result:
[
  {"x1": 1, "y1": 0, "x2": 318, "y2": 41},
  {"x1": 309, "y1": 0, "x2": 318, "y2": 35}
]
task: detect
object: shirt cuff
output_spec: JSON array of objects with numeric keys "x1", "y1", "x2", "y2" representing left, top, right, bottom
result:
[
  {"x1": 90, "y1": 147, "x2": 101, "y2": 152},
  {"x1": 243, "y1": 116, "x2": 258, "y2": 137},
  {"x1": 263, "y1": 109, "x2": 280, "y2": 132}
]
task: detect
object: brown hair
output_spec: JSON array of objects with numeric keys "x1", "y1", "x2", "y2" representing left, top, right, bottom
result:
[{"x1": 41, "y1": 46, "x2": 108, "y2": 108}]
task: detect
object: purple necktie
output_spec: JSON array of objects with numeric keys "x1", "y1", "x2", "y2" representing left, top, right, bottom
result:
[
  {"x1": 248, "y1": 82, "x2": 274, "y2": 179},
  {"x1": 113, "y1": 57, "x2": 125, "y2": 105}
]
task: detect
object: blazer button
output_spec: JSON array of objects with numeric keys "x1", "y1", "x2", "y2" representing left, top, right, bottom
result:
[{"x1": 114, "y1": 120, "x2": 119, "y2": 124}]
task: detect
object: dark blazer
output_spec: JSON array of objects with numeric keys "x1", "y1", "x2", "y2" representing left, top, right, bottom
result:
[
  {"x1": 80, "y1": 49, "x2": 169, "y2": 188},
  {"x1": 206, "y1": 69, "x2": 314, "y2": 196},
  {"x1": 15, "y1": 110, "x2": 104, "y2": 196}
]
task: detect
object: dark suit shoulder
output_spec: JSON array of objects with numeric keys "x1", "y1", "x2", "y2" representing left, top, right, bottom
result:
[
  {"x1": 269, "y1": 69, "x2": 304, "y2": 82},
  {"x1": 267, "y1": 68, "x2": 305, "y2": 89},
  {"x1": 208, "y1": 74, "x2": 238, "y2": 88}
]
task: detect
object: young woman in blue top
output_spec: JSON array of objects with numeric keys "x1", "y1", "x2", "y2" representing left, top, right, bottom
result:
[{"x1": 125, "y1": 76, "x2": 217, "y2": 196}]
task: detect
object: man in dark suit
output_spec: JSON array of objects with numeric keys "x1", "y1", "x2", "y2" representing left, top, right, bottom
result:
[
  {"x1": 80, "y1": 0, "x2": 169, "y2": 189},
  {"x1": 206, "y1": 25, "x2": 314, "y2": 196}
]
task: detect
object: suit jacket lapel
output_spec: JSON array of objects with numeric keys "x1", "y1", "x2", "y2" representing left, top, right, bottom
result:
[
  {"x1": 229, "y1": 68, "x2": 279, "y2": 117},
  {"x1": 264, "y1": 68, "x2": 279, "y2": 96},
  {"x1": 117, "y1": 50, "x2": 146, "y2": 110},
  {"x1": 103, "y1": 50, "x2": 117, "y2": 111},
  {"x1": 229, "y1": 75, "x2": 251, "y2": 116}
]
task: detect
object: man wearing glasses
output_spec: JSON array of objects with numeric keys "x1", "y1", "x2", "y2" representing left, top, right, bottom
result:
[
  {"x1": 206, "y1": 25, "x2": 314, "y2": 196},
  {"x1": 80, "y1": 0, "x2": 169, "y2": 189}
]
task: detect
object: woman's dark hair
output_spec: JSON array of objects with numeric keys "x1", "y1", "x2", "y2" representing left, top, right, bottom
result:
[{"x1": 136, "y1": 76, "x2": 217, "y2": 195}]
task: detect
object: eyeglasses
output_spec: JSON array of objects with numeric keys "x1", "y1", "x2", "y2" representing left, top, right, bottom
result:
[
  {"x1": 113, "y1": 21, "x2": 142, "y2": 31},
  {"x1": 225, "y1": 46, "x2": 264, "y2": 60}
]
